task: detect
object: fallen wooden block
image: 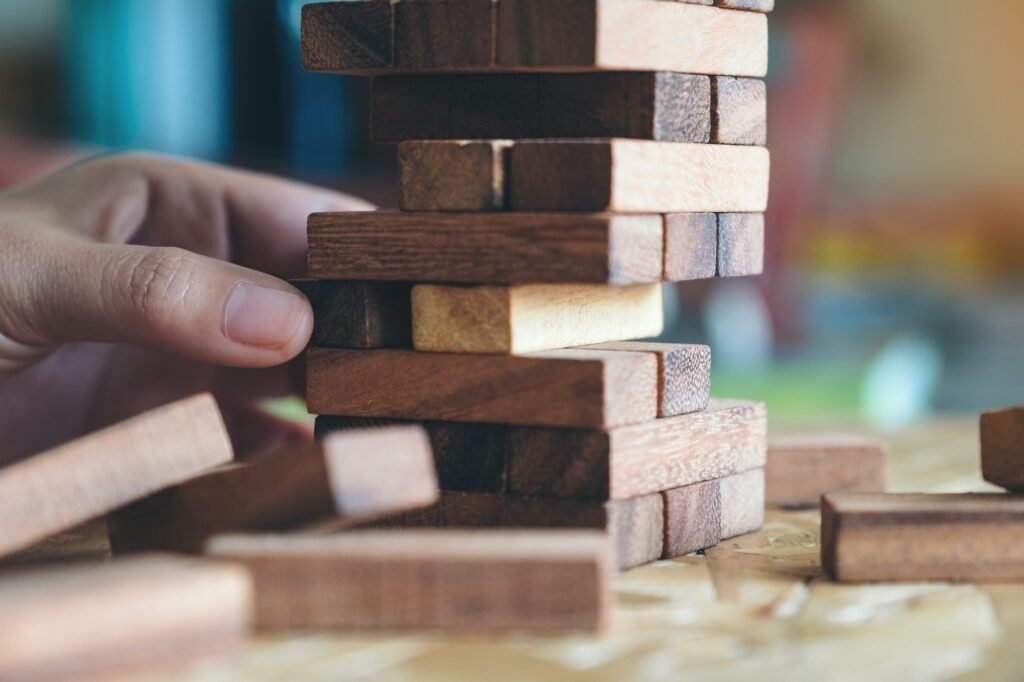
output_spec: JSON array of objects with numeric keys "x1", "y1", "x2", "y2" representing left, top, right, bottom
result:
[
  {"x1": 717, "y1": 213, "x2": 764, "y2": 276},
  {"x1": 307, "y1": 347, "x2": 658, "y2": 428},
  {"x1": 395, "y1": 0, "x2": 495, "y2": 69},
  {"x1": 715, "y1": 0, "x2": 774, "y2": 12},
  {"x1": 412, "y1": 283, "x2": 663, "y2": 354},
  {"x1": 373, "y1": 73, "x2": 711, "y2": 143},
  {"x1": 0, "y1": 394, "x2": 232, "y2": 558},
  {"x1": 822, "y1": 493, "x2": 1024, "y2": 583},
  {"x1": 507, "y1": 140, "x2": 769, "y2": 213},
  {"x1": 301, "y1": 1, "x2": 393, "y2": 72},
  {"x1": 663, "y1": 213, "x2": 718, "y2": 281},
  {"x1": 108, "y1": 426, "x2": 437, "y2": 554},
  {"x1": 713, "y1": 76, "x2": 767, "y2": 145},
  {"x1": 292, "y1": 280, "x2": 411, "y2": 348},
  {"x1": 307, "y1": 212, "x2": 664, "y2": 285},
  {"x1": 399, "y1": 140, "x2": 510, "y2": 211},
  {"x1": 766, "y1": 434, "x2": 888, "y2": 508},
  {"x1": 0, "y1": 556, "x2": 251, "y2": 681},
  {"x1": 661, "y1": 467, "x2": 765, "y2": 558},
  {"x1": 980, "y1": 406, "x2": 1024, "y2": 490},
  {"x1": 207, "y1": 530, "x2": 611, "y2": 632}
]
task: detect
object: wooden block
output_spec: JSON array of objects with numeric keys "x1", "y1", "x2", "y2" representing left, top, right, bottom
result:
[
  {"x1": 0, "y1": 557, "x2": 251, "y2": 681},
  {"x1": 292, "y1": 280, "x2": 411, "y2": 348},
  {"x1": 306, "y1": 347, "x2": 658, "y2": 428},
  {"x1": 719, "y1": 467, "x2": 764, "y2": 539},
  {"x1": 497, "y1": 0, "x2": 768, "y2": 77},
  {"x1": 981, "y1": 407, "x2": 1024, "y2": 490},
  {"x1": 373, "y1": 73, "x2": 710, "y2": 143},
  {"x1": 206, "y1": 530, "x2": 611, "y2": 632},
  {"x1": 662, "y1": 478, "x2": 721, "y2": 557},
  {"x1": 0, "y1": 394, "x2": 232, "y2": 558},
  {"x1": 717, "y1": 212, "x2": 764, "y2": 276},
  {"x1": 715, "y1": 0, "x2": 774, "y2": 12},
  {"x1": 822, "y1": 493, "x2": 1024, "y2": 583},
  {"x1": 398, "y1": 141, "x2": 510, "y2": 212},
  {"x1": 766, "y1": 434, "x2": 888, "y2": 508},
  {"x1": 663, "y1": 213, "x2": 718, "y2": 281},
  {"x1": 108, "y1": 426, "x2": 438, "y2": 554},
  {"x1": 395, "y1": 0, "x2": 496, "y2": 69},
  {"x1": 301, "y1": 1, "x2": 393, "y2": 72},
  {"x1": 713, "y1": 76, "x2": 767, "y2": 145},
  {"x1": 507, "y1": 140, "x2": 770, "y2": 213},
  {"x1": 412, "y1": 283, "x2": 664, "y2": 354},
  {"x1": 307, "y1": 212, "x2": 664, "y2": 285},
  {"x1": 580, "y1": 342, "x2": 711, "y2": 417}
]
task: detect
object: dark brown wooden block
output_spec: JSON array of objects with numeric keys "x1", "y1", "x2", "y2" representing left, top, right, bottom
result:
[
  {"x1": 766, "y1": 434, "x2": 888, "y2": 508},
  {"x1": 715, "y1": 0, "x2": 774, "y2": 12},
  {"x1": 663, "y1": 213, "x2": 718, "y2": 281},
  {"x1": 301, "y1": 1, "x2": 393, "y2": 72},
  {"x1": 981, "y1": 407, "x2": 1024, "y2": 490},
  {"x1": 395, "y1": 0, "x2": 495, "y2": 69},
  {"x1": 717, "y1": 213, "x2": 764, "y2": 277},
  {"x1": 398, "y1": 141, "x2": 510, "y2": 211},
  {"x1": 291, "y1": 280, "x2": 411, "y2": 348},
  {"x1": 662, "y1": 478, "x2": 721, "y2": 557},
  {"x1": 713, "y1": 76, "x2": 767, "y2": 145}
]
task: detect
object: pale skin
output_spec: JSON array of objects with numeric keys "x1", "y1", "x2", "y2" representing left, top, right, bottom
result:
[{"x1": 0, "y1": 153, "x2": 373, "y2": 465}]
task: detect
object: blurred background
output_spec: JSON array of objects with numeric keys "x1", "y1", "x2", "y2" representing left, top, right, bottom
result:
[{"x1": 1, "y1": 0, "x2": 1022, "y2": 429}]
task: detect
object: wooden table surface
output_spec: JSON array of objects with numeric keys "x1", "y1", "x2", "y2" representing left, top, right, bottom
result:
[{"x1": 9, "y1": 417, "x2": 1023, "y2": 681}]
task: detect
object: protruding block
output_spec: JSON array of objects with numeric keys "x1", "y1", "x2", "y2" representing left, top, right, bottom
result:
[
  {"x1": 108, "y1": 426, "x2": 438, "y2": 554},
  {"x1": 981, "y1": 407, "x2": 1024, "y2": 490},
  {"x1": 715, "y1": 0, "x2": 774, "y2": 12},
  {"x1": 822, "y1": 493, "x2": 1024, "y2": 583},
  {"x1": 719, "y1": 467, "x2": 765, "y2": 539},
  {"x1": 412, "y1": 283, "x2": 664, "y2": 354},
  {"x1": 713, "y1": 76, "x2": 767, "y2": 145},
  {"x1": 307, "y1": 212, "x2": 664, "y2": 285},
  {"x1": 0, "y1": 557, "x2": 251, "y2": 681},
  {"x1": 292, "y1": 280, "x2": 411, "y2": 348},
  {"x1": 507, "y1": 140, "x2": 770, "y2": 213},
  {"x1": 663, "y1": 213, "x2": 718, "y2": 281},
  {"x1": 0, "y1": 394, "x2": 232, "y2": 558},
  {"x1": 399, "y1": 141, "x2": 510, "y2": 211},
  {"x1": 307, "y1": 347, "x2": 659, "y2": 428},
  {"x1": 207, "y1": 530, "x2": 611, "y2": 632},
  {"x1": 717, "y1": 213, "x2": 764, "y2": 276},
  {"x1": 662, "y1": 478, "x2": 721, "y2": 557},
  {"x1": 301, "y1": 1, "x2": 393, "y2": 71},
  {"x1": 395, "y1": 0, "x2": 495, "y2": 69},
  {"x1": 766, "y1": 435, "x2": 888, "y2": 508}
]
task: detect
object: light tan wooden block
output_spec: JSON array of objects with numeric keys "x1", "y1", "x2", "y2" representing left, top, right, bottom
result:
[
  {"x1": 0, "y1": 557, "x2": 251, "y2": 681},
  {"x1": 0, "y1": 394, "x2": 232, "y2": 558},
  {"x1": 399, "y1": 140, "x2": 511, "y2": 211},
  {"x1": 766, "y1": 434, "x2": 888, "y2": 508},
  {"x1": 980, "y1": 406, "x2": 1024, "y2": 490},
  {"x1": 663, "y1": 213, "x2": 718, "y2": 281},
  {"x1": 717, "y1": 213, "x2": 764, "y2": 276},
  {"x1": 719, "y1": 467, "x2": 765, "y2": 539},
  {"x1": 715, "y1": 0, "x2": 774, "y2": 12},
  {"x1": 822, "y1": 493, "x2": 1024, "y2": 583},
  {"x1": 207, "y1": 530, "x2": 611, "y2": 632},
  {"x1": 412, "y1": 283, "x2": 663, "y2": 354},
  {"x1": 713, "y1": 76, "x2": 767, "y2": 145}
]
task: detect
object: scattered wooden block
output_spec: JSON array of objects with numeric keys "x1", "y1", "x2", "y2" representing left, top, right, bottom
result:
[
  {"x1": 108, "y1": 426, "x2": 437, "y2": 554},
  {"x1": 713, "y1": 76, "x2": 767, "y2": 145},
  {"x1": 0, "y1": 394, "x2": 232, "y2": 558},
  {"x1": 821, "y1": 493, "x2": 1024, "y2": 583},
  {"x1": 663, "y1": 213, "x2": 718, "y2": 281},
  {"x1": 394, "y1": 0, "x2": 495, "y2": 69},
  {"x1": 507, "y1": 140, "x2": 770, "y2": 213},
  {"x1": 398, "y1": 141, "x2": 510, "y2": 211},
  {"x1": 766, "y1": 434, "x2": 888, "y2": 508},
  {"x1": 301, "y1": 1, "x2": 393, "y2": 72},
  {"x1": 412, "y1": 283, "x2": 663, "y2": 354},
  {"x1": 715, "y1": 0, "x2": 774, "y2": 12},
  {"x1": 717, "y1": 213, "x2": 764, "y2": 276},
  {"x1": 980, "y1": 407, "x2": 1024, "y2": 490},
  {"x1": 0, "y1": 557, "x2": 251, "y2": 681},
  {"x1": 719, "y1": 467, "x2": 765, "y2": 539},
  {"x1": 292, "y1": 280, "x2": 411, "y2": 348},
  {"x1": 307, "y1": 212, "x2": 664, "y2": 285},
  {"x1": 662, "y1": 478, "x2": 721, "y2": 557},
  {"x1": 372, "y1": 73, "x2": 710, "y2": 143},
  {"x1": 207, "y1": 530, "x2": 611, "y2": 632},
  {"x1": 306, "y1": 347, "x2": 658, "y2": 428}
]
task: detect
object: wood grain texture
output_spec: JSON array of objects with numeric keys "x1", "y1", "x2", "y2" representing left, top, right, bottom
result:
[
  {"x1": 108, "y1": 427, "x2": 437, "y2": 554},
  {"x1": 395, "y1": 0, "x2": 495, "y2": 69},
  {"x1": 206, "y1": 530, "x2": 611, "y2": 632},
  {"x1": 0, "y1": 394, "x2": 232, "y2": 558},
  {"x1": 821, "y1": 493, "x2": 1024, "y2": 583},
  {"x1": 507, "y1": 140, "x2": 770, "y2": 213},
  {"x1": 662, "y1": 478, "x2": 721, "y2": 557},
  {"x1": 713, "y1": 76, "x2": 767, "y2": 145},
  {"x1": 715, "y1": 0, "x2": 774, "y2": 12},
  {"x1": 301, "y1": 1, "x2": 393, "y2": 71},
  {"x1": 292, "y1": 280, "x2": 411, "y2": 348},
  {"x1": 399, "y1": 141, "x2": 510, "y2": 211},
  {"x1": 0, "y1": 557, "x2": 251, "y2": 682},
  {"x1": 980, "y1": 407, "x2": 1024, "y2": 490},
  {"x1": 766, "y1": 434, "x2": 888, "y2": 508},
  {"x1": 663, "y1": 213, "x2": 718, "y2": 281},
  {"x1": 307, "y1": 212, "x2": 664, "y2": 284},
  {"x1": 412, "y1": 283, "x2": 664, "y2": 354},
  {"x1": 306, "y1": 347, "x2": 659, "y2": 428},
  {"x1": 717, "y1": 212, "x2": 764, "y2": 276},
  {"x1": 372, "y1": 73, "x2": 710, "y2": 143},
  {"x1": 719, "y1": 467, "x2": 765, "y2": 539}
]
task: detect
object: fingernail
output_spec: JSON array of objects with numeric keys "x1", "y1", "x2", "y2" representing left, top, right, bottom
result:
[{"x1": 223, "y1": 282, "x2": 309, "y2": 348}]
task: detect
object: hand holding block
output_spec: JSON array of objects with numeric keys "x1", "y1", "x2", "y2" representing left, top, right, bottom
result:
[
  {"x1": 108, "y1": 426, "x2": 438, "y2": 554},
  {"x1": 981, "y1": 406, "x2": 1024, "y2": 490},
  {"x1": 713, "y1": 77, "x2": 767, "y2": 145},
  {"x1": 399, "y1": 141, "x2": 510, "y2": 211},
  {"x1": 292, "y1": 280, "x2": 411, "y2": 348},
  {"x1": 0, "y1": 394, "x2": 232, "y2": 558},
  {"x1": 717, "y1": 213, "x2": 764, "y2": 277},
  {"x1": 0, "y1": 557, "x2": 251, "y2": 681},
  {"x1": 766, "y1": 434, "x2": 887, "y2": 508},
  {"x1": 206, "y1": 530, "x2": 611, "y2": 632},
  {"x1": 301, "y1": 1, "x2": 393, "y2": 71}
]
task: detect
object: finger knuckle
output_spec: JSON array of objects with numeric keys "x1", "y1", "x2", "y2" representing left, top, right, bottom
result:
[{"x1": 122, "y1": 247, "x2": 198, "y2": 326}]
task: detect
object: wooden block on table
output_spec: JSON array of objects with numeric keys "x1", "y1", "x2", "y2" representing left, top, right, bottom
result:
[
  {"x1": 662, "y1": 478, "x2": 721, "y2": 557},
  {"x1": 207, "y1": 530, "x2": 611, "y2": 632},
  {"x1": 507, "y1": 140, "x2": 770, "y2": 213},
  {"x1": 412, "y1": 283, "x2": 663, "y2": 354},
  {"x1": 0, "y1": 394, "x2": 231, "y2": 558},
  {"x1": 664, "y1": 213, "x2": 718, "y2": 281},
  {"x1": 108, "y1": 426, "x2": 437, "y2": 554},
  {"x1": 766, "y1": 434, "x2": 888, "y2": 508},
  {"x1": 395, "y1": 0, "x2": 496, "y2": 69},
  {"x1": 0, "y1": 556, "x2": 251, "y2": 681},
  {"x1": 301, "y1": 1, "x2": 393, "y2": 72},
  {"x1": 981, "y1": 407, "x2": 1024, "y2": 490},
  {"x1": 713, "y1": 76, "x2": 767, "y2": 145},
  {"x1": 719, "y1": 467, "x2": 765, "y2": 539},
  {"x1": 292, "y1": 280, "x2": 411, "y2": 348},
  {"x1": 307, "y1": 347, "x2": 658, "y2": 428},
  {"x1": 715, "y1": 0, "x2": 774, "y2": 12},
  {"x1": 822, "y1": 493, "x2": 1024, "y2": 583},
  {"x1": 398, "y1": 141, "x2": 510, "y2": 212},
  {"x1": 717, "y1": 212, "x2": 764, "y2": 276},
  {"x1": 308, "y1": 212, "x2": 664, "y2": 285}
]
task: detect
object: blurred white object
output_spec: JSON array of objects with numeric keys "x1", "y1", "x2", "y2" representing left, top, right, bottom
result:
[
  {"x1": 861, "y1": 332, "x2": 943, "y2": 431},
  {"x1": 705, "y1": 280, "x2": 773, "y2": 371}
]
